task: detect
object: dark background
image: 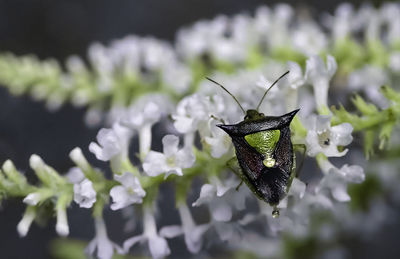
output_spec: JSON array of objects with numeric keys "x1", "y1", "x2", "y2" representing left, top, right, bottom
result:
[{"x1": 0, "y1": 0, "x2": 396, "y2": 258}]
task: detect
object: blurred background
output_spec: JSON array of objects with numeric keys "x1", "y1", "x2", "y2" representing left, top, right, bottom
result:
[{"x1": 0, "y1": 0, "x2": 398, "y2": 258}]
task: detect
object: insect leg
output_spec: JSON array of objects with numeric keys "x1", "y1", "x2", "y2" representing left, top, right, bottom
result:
[
  {"x1": 227, "y1": 157, "x2": 245, "y2": 190},
  {"x1": 293, "y1": 144, "x2": 306, "y2": 177}
]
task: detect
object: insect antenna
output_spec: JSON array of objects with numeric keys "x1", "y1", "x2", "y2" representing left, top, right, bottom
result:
[
  {"x1": 255, "y1": 71, "x2": 290, "y2": 111},
  {"x1": 206, "y1": 77, "x2": 246, "y2": 114}
]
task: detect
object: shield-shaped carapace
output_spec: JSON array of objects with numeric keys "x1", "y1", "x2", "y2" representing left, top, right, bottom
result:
[{"x1": 206, "y1": 71, "x2": 299, "y2": 217}]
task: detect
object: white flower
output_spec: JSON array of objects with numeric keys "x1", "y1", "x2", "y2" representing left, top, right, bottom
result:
[
  {"x1": 23, "y1": 192, "x2": 42, "y2": 206},
  {"x1": 380, "y1": 3, "x2": 400, "y2": 44},
  {"x1": 323, "y1": 3, "x2": 355, "y2": 40},
  {"x1": 141, "y1": 37, "x2": 176, "y2": 71},
  {"x1": 109, "y1": 172, "x2": 145, "y2": 210},
  {"x1": 348, "y1": 66, "x2": 388, "y2": 108},
  {"x1": 73, "y1": 179, "x2": 97, "y2": 209},
  {"x1": 121, "y1": 95, "x2": 171, "y2": 130},
  {"x1": 17, "y1": 206, "x2": 36, "y2": 237},
  {"x1": 120, "y1": 94, "x2": 172, "y2": 156},
  {"x1": 292, "y1": 22, "x2": 327, "y2": 56},
  {"x1": 305, "y1": 55, "x2": 337, "y2": 110},
  {"x1": 56, "y1": 204, "x2": 69, "y2": 237},
  {"x1": 89, "y1": 122, "x2": 132, "y2": 162},
  {"x1": 305, "y1": 115, "x2": 353, "y2": 157},
  {"x1": 255, "y1": 4, "x2": 293, "y2": 47},
  {"x1": 162, "y1": 62, "x2": 192, "y2": 94},
  {"x1": 86, "y1": 217, "x2": 124, "y2": 259},
  {"x1": 277, "y1": 178, "x2": 306, "y2": 209},
  {"x1": 65, "y1": 167, "x2": 85, "y2": 183},
  {"x1": 23, "y1": 189, "x2": 53, "y2": 206},
  {"x1": 160, "y1": 203, "x2": 209, "y2": 253},
  {"x1": 317, "y1": 160, "x2": 365, "y2": 202},
  {"x1": 88, "y1": 42, "x2": 113, "y2": 76},
  {"x1": 192, "y1": 178, "x2": 246, "y2": 243},
  {"x1": 389, "y1": 52, "x2": 400, "y2": 72},
  {"x1": 172, "y1": 94, "x2": 212, "y2": 134},
  {"x1": 204, "y1": 118, "x2": 232, "y2": 158},
  {"x1": 143, "y1": 135, "x2": 195, "y2": 179},
  {"x1": 124, "y1": 207, "x2": 170, "y2": 259},
  {"x1": 193, "y1": 176, "x2": 247, "y2": 222},
  {"x1": 287, "y1": 61, "x2": 305, "y2": 89}
]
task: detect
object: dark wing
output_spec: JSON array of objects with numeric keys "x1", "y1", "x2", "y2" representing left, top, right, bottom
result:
[{"x1": 230, "y1": 126, "x2": 294, "y2": 205}]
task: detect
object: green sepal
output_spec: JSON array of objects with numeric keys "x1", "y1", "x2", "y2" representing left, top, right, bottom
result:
[
  {"x1": 379, "y1": 121, "x2": 395, "y2": 150},
  {"x1": 351, "y1": 94, "x2": 378, "y2": 116},
  {"x1": 364, "y1": 129, "x2": 375, "y2": 160},
  {"x1": 380, "y1": 85, "x2": 400, "y2": 103}
]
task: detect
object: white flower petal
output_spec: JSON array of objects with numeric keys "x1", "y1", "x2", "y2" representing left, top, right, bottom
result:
[
  {"x1": 210, "y1": 201, "x2": 232, "y2": 222},
  {"x1": 162, "y1": 135, "x2": 179, "y2": 157},
  {"x1": 330, "y1": 123, "x2": 353, "y2": 146},
  {"x1": 185, "y1": 224, "x2": 210, "y2": 253},
  {"x1": 342, "y1": 164, "x2": 365, "y2": 183},
  {"x1": 73, "y1": 179, "x2": 97, "y2": 209},
  {"x1": 192, "y1": 184, "x2": 216, "y2": 207},
  {"x1": 148, "y1": 235, "x2": 171, "y2": 259},
  {"x1": 23, "y1": 193, "x2": 41, "y2": 206},
  {"x1": 332, "y1": 185, "x2": 351, "y2": 202},
  {"x1": 110, "y1": 174, "x2": 145, "y2": 211},
  {"x1": 66, "y1": 167, "x2": 85, "y2": 184},
  {"x1": 175, "y1": 148, "x2": 196, "y2": 169},
  {"x1": 143, "y1": 151, "x2": 168, "y2": 177},
  {"x1": 164, "y1": 168, "x2": 183, "y2": 179},
  {"x1": 159, "y1": 225, "x2": 183, "y2": 238},
  {"x1": 123, "y1": 235, "x2": 146, "y2": 252}
]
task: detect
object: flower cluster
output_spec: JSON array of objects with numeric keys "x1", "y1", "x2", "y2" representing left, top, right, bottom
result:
[{"x1": 1, "y1": 3, "x2": 400, "y2": 259}]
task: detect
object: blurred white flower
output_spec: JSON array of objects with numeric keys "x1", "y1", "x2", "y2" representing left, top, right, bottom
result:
[
  {"x1": 348, "y1": 65, "x2": 389, "y2": 108},
  {"x1": 65, "y1": 167, "x2": 85, "y2": 183},
  {"x1": 193, "y1": 176, "x2": 247, "y2": 222},
  {"x1": 124, "y1": 207, "x2": 171, "y2": 259},
  {"x1": 306, "y1": 114, "x2": 353, "y2": 157},
  {"x1": 109, "y1": 172, "x2": 145, "y2": 210},
  {"x1": 143, "y1": 135, "x2": 195, "y2": 179},
  {"x1": 73, "y1": 179, "x2": 97, "y2": 209},
  {"x1": 380, "y1": 3, "x2": 400, "y2": 44},
  {"x1": 287, "y1": 61, "x2": 305, "y2": 89},
  {"x1": 305, "y1": 55, "x2": 337, "y2": 110},
  {"x1": 389, "y1": 52, "x2": 400, "y2": 72},
  {"x1": 292, "y1": 22, "x2": 327, "y2": 56},
  {"x1": 86, "y1": 217, "x2": 124, "y2": 259},
  {"x1": 160, "y1": 203, "x2": 209, "y2": 253},
  {"x1": 323, "y1": 3, "x2": 355, "y2": 40},
  {"x1": 317, "y1": 160, "x2": 365, "y2": 202},
  {"x1": 256, "y1": 4, "x2": 293, "y2": 48},
  {"x1": 162, "y1": 62, "x2": 192, "y2": 94}
]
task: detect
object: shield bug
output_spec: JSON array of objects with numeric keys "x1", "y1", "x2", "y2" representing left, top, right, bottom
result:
[{"x1": 206, "y1": 71, "x2": 302, "y2": 217}]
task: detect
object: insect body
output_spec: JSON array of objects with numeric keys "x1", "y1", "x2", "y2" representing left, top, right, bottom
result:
[{"x1": 207, "y1": 72, "x2": 301, "y2": 217}]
